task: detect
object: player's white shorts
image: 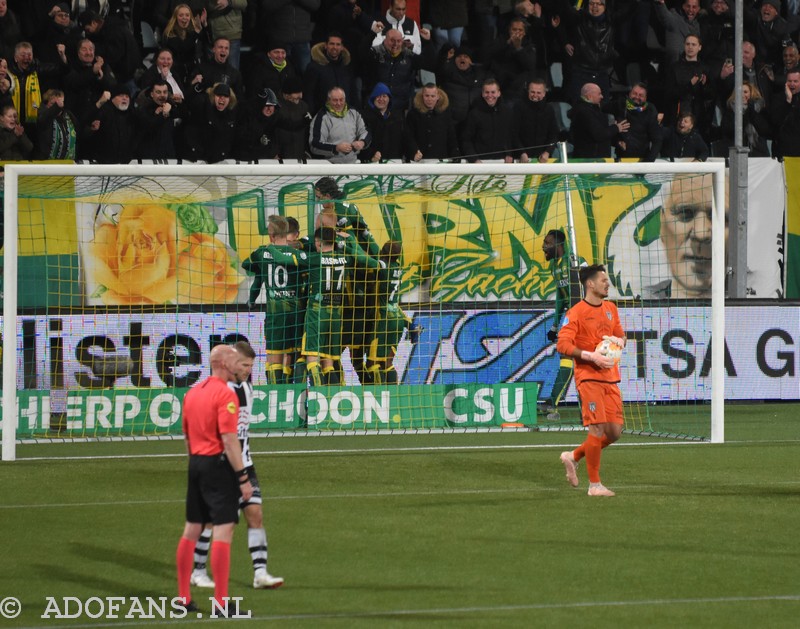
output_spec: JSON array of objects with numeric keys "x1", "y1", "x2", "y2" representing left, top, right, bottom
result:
[{"x1": 239, "y1": 466, "x2": 262, "y2": 508}]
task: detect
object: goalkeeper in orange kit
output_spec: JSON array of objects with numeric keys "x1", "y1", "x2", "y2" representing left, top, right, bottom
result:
[{"x1": 555, "y1": 264, "x2": 626, "y2": 497}]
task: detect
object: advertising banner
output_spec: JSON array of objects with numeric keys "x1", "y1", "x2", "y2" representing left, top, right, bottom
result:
[
  {"x1": 6, "y1": 165, "x2": 785, "y2": 306},
  {"x1": 16, "y1": 383, "x2": 540, "y2": 436},
  {"x1": 405, "y1": 306, "x2": 800, "y2": 402},
  {"x1": 7, "y1": 304, "x2": 800, "y2": 436}
]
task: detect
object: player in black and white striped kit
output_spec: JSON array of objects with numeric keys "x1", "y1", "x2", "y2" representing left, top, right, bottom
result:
[{"x1": 190, "y1": 341, "x2": 284, "y2": 590}]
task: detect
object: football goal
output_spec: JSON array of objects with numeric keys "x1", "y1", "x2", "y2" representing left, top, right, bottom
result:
[{"x1": 1, "y1": 161, "x2": 726, "y2": 461}]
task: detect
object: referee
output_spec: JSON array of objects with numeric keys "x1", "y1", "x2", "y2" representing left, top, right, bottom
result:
[{"x1": 175, "y1": 344, "x2": 252, "y2": 612}]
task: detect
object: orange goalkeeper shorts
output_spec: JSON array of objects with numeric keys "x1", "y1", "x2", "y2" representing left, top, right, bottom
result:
[{"x1": 577, "y1": 381, "x2": 623, "y2": 426}]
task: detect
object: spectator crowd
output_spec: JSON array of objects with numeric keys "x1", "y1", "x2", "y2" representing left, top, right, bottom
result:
[{"x1": 1, "y1": 0, "x2": 799, "y2": 163}]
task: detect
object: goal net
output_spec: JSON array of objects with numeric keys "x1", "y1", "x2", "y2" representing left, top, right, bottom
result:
[{"x1": 1, "y1": 162, "x2": 725, "y2": 459}]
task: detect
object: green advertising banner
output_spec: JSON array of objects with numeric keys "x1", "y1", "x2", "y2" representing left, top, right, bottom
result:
[
  {"x1": 16, "y1": 383, "x2": 540, "y2": 437},
  {"x1": 304, "y1": 383, "x2": 539, "y2": 431}
]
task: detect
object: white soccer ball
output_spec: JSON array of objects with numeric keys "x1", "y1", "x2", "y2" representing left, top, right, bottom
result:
[{"x1": 595, "y1": 338, "x2": 623, "y2": 363}]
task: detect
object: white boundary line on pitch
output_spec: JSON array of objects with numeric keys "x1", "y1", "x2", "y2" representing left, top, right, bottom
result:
[
  {"x1": 3, "y1": 479, "x2": 800, "y2": 511},
  {"x1": 0, "y1": 487, "x2": 556, "y2": 510},
  {"x1": 11, "y1": 594, "x2": 800, "y2": 629},
  {"x1": 13, "y1": 439, "x2": 729, "y2": 463}
]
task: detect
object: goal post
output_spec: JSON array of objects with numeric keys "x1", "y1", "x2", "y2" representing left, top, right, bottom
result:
[{"x1": 2, "y1": 161, "x2": 726, "y2": 461}]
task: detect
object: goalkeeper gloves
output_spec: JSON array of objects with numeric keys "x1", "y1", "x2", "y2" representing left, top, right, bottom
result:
[
  {"x1": 602, "y1": 334, "x2": 626, "y2": 348},
  {"x1": 546, "y1": 325, "x2": 558, "y2": 343},
  {"x1": 580, "y1": 350, "x2": 615, "y2": 369}
]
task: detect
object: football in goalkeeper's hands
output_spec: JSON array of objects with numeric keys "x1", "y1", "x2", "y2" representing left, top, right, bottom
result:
[{"x1": 595, "y1": 338, "x2": 623, "y2": 363}]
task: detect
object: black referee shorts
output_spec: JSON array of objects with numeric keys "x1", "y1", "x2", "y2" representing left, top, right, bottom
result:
[{"x1": 185, "y1": 455, "x2": 240, "y2": 525}]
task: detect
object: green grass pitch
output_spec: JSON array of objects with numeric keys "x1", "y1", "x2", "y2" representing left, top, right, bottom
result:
[{"x1": 2, "y1": 403, "x2": 799, "y2": 628}]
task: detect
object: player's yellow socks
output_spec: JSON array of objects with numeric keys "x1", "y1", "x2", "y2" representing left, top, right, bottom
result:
[
  {"x1": 308, "y1": 362, "x2": 322, "y2": 386},
  {"x1": 584, "y1": 434, "x2": 603, "y2": 483},
  {"x1": 368, "y1": 363, "x2": 382, "y2": 384},
  {"x1": 267, "y1": 363, "x2": 283, "y2": 385}
]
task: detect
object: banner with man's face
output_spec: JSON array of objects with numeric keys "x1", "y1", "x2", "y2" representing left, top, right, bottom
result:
[{"x1": 7, "y1": 162, "x2": 784, "y2": 307}]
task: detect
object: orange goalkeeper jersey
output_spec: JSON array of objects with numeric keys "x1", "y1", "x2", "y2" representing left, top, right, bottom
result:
[{"x1": 556, "y1": 299, "x2": 624, "y2": 385}]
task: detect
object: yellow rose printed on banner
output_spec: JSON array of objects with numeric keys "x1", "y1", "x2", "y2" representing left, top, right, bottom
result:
[
  {"x1": 87, "y1": 203, "x2": 242, "y2": 305},
  {"x1": 73, "y1": 173, "x2": 693, "y2": 306},
  {"x1": 88, "y1": 205, "x2": 180, "y2": 305},
  {"x1": 176, "y1": 233, "x2": 242, "y2": 304}
]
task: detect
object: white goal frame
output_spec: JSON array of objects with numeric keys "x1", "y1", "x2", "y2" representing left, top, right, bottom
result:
[{"x1": 2, "y1": 161, "x2": 726, "y2": 460}]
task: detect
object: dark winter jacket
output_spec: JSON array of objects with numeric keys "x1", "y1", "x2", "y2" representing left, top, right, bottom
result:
[
  {"x1": 326, "y1": 0, "x2": 376, "y2": 64},
  {"x1": 460, "y1": 96, "x2": 515, "y2": 161},
  {"x1": 36, "y1": 20, "x2": 82, "y2": 67},
  {"x1": 427, "y1": 0, "x2": 469, "y2": 29},
  {"x1": 511, "y1": 97, "x2": 559, "y2": 160},
  {"x1": 664, "y1": 57, "x2": 714, "y2": 131},
  {"x1": 190, "y1": 58, "x2": 243, "y2": 100},
  {"x1": 35, "y1": 103, "x2": 77, "y2": 160},
  {"x1": 85, "y1": 15, "x2": 142, "y2": 83},
  {"x1": 360, "y1": 82, "x2": 405, "y2": 161},
  {"x1": 0, "y1": 126, "x2": 34, "y2": 160},
  {"x1": 612, "y1": 99, "x2": 662, "y2": 161},
  {"x1": 87, "y1": 100, "x2": 138, "y2": 164},
  {"x1": 185, "y1": 86, "x2": 239, "y2": 163},
  {"x1": 557, "y1": 2, "x2": 616, "y2": 73},
  {"x1": 0, "y1": 10, "x2": 23, "y2": 61},
  {"x1": 660, "y1": 126, "x2": 709, "y2": 161},
  {"x1": 244, "y1": 54, "x2": 298, "y2": 103},
  {"x1": 362, "y1": 39, "x2": 436, "y2": 111},
  {"x1": 259, "y1": 0, "x2": 321, "y2": 45},
  {"x1": 483, "y1": 36, "x2": 538, "y2": 101},
  {"x1": 744, "y1": 5, "x2": 791, "y2": 68},
  {"x1": 304, "y1": 41, "x2": 358, "y2": 113},
  {"x1": 437, "y1": 59, "x2": 486, "y2": 124},
  {"x1": 721, "y1": 99, "x2": 772, "y2": 157},
  {"x1": 134, "y1": 96, "x2": 178, "y2": 160},
  {"x1": 568, "y1": 97, "x2": 618, "y2": 158},
  {"x1": 63, "y1": 59, "x2": 116, "y2": 123},
  {"x1": 405, "y1": 87, "x2": 460, "y2": 160},
  {"x1": 771, "y1": 91, "x2": 800, "y2": 156},
  {"x1": 275, "y1": 96, "x2": 311, "y2": 160},
  {"x1": 235, "y1": 97, "x2": 281, "y2": 161},
  {"x1": 162, "y1": 30, "x2": 204, "y2": 81},
  {"x1": 699, "y1": 9, "x2": 735, "y2": 73}
]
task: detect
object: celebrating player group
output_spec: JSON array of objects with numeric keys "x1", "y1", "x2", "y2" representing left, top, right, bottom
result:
[{"x1": 243, "y1": 177, "x2": 416, "y2": 387}]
